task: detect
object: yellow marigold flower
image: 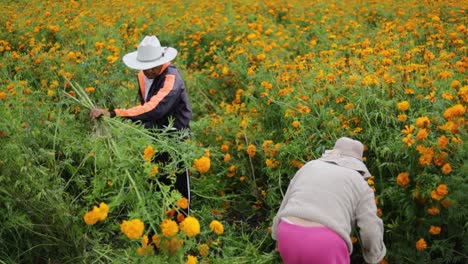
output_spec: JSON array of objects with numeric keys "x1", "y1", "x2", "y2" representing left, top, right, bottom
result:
[
  {"x1": 186, "y1": 255, "x2": 197, "y2": 264},
  {"x1": 396, "y1": 172, "x2": 410, "y2": 187},
  {"x1": 402, "y1": 134, "x2": 415, "y2": 147},
  {"x1": 292, "y1": 120, "x2": 300, "y2": 128},
  {"x1": 416, "y1": 238, "x2": 427, "y2": 251},
  {"x1": 247, "y1": 144, "x2": 257, "y2": 157},
  {"x1": 209, "y1": 220, "x2": 224, "y2": 235},
  {"x1": 265, "y1": 158, "x2": 278, "y2": 169},
  {"x1": 198, "y1": 243, "x2": 210, "y2": 256},
  {"x1": 161, "y1": 219, "x2": 179, "y2": 237},
  {"x1": 180, "y1": 216, "x2": 200, "y2": 237},
  {"x1": 177, "y1": 197, "x2": 189, "y2": 210},
  {"x1": 344, "y1": 103, "x2": 354, "y2": 110},
  {"x1": 415, "y1": 129, "x2": 428, "y2": 141},
  {"x1": 120, "y1": 219, "x2": 144, "y2": 240},
  {"x1": 402, "y1": 125, "x2": 415, "y2": 134},
  {"x1": 143, "y1": 146, "x2": 155, "y2": 162},
  {"x1": 397, "y1": 114, "x2": 407, "y2": 122},
  {"x1": 441, "y1": 163, "x2": 452, "y2": 174},
  {"x1": 97, "y1": 202, "x2": 109, "y2": 221},
  {"x1": 83, "y1": 202, "x2": 109, "y2": 225},
  {"x1": 442, "y1": 92, "x2": 454, "y2": 100},
  {"x1": 193, "y1": 156, "x2": 211, "y2": 173},
  {"x1": 429, "y1": 226, "x2": 441, "y2": 235},
  {"x1": 83, "y1": 210, "x2": 100, "y2": 225},
  {"x1": 416, "y1": 116, "x2": 430, "y2": 128},
  {"x1": 427, "y1": 207, "x2": 440, "y2": 215}
]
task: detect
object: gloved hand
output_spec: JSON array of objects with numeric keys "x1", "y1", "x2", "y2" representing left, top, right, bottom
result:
[{"x1": 90, "y1": 108, "x2": 110, "y2": 120}]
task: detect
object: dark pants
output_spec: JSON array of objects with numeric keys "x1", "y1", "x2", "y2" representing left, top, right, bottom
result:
[{"x1": 152, "y1": 151, "x2": 190, "y2": 215}]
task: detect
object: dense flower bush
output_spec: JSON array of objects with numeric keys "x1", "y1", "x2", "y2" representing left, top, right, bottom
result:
[{"x1": 0, "y1": 0, "x2": 466, "y2": 263}]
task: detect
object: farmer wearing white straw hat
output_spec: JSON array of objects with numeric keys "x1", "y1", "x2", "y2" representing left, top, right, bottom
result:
[
  {"x1": 271, "y1": 137, "x2": 386, "y2": 264},
  {"x1": 91, "y1": 35, "x2": 192, "y2": 214}
]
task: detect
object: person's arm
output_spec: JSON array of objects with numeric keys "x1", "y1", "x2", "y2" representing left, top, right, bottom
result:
[
  {"x1": 355, "y1": 186, "x2": 386, "y2": 264},
  {"x1": 111, "y1": 74, "x2": 182, "y2": 121},
  {"x1": 271, "y1": 169, "x2": 302, "y2": 240}
]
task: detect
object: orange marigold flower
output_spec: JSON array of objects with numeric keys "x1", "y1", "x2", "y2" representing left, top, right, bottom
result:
[
  {"x1": 433, "y1": 152, "x2": 448, "y2": 166},
  {"x1": 223, "y1": 153, "x2": 231, "y2": 162},
  {"x1": 161, "y1": 219, "x2": 179, "y2": 237},
  {"x1": 143, "y1": 146, "x2": 155, "y2": 162},
  {"x1": 416, "y1": 238, "x2": 427, "y2": 251},
  {"x1": 431, "y1": 190, "x2": 443, "y2": 201},
  {"x1": 427, "y1": 207, "x2": 440, "y2": 215},
  {"x1": 149, "y1": 165, "x2": 159, "y2": 177},
  {"x1": 397, "y1": 114, "x2": 407, "y2": 122},
  {"x1": 164, "y1": 237, "x2": 184, "y2": 256},
  {"x1": 0, "y1": 92, "x2": 7, "y2": 99},
  {"x1": 351, "y1": 236, "x2": 358, "y2": 243},
  {"x1": 396, "y1": 172, "x2": 410, "y2": 187},
  {"x1": 402, "y1": 125, "x2": 415, "y2": 134},
  {"x1": 247, "y1": 144, "x2": 256, "y2": 157},
  {"x1": 416, "y1": 128, "x2": 429, "y2": 141},
  {"x1": 177, "y1": 197, "x2": 189, "y2": 210},
  {"x1": 443, "y1": 104, "x2": 465, "y2": 120},
  {"x1": 292, "y1": 120, "x2": 300, "y2": 128},
  {"x1": 429, "y1": 226, "x2": 441, "y2": 235},
  {"x1": 441, "y1": 163, "x2": 452, "y2": 174},
  {"x1": 85, "y1": 87, "x2": 95, "y2": 93},
  {"x1": 209, "y1": 220, "x2": 224, "y2": 235},
  {"x1": 220, "y1": 143, "x2": 229, "y2": 153},
  {"x1": 441, "y1": 199, "x2": 452, "y2": 208},
  {"x1": 419, "y1": 153, "x2": 433, "y2": 166},
  {"x1": 179, "y1": 216, "x2": 200, "y2": 237},
  {"x1": 193, "y1": 156, "x2": 211, "y2": 173},
  {"x1": 227, "y1": 165, "x2": 236, "y2": 177},
  {"x1": 416, "y1": 116, "x2": 431, "y2": 128},
  {"x1": 436, "y1": 184, "x2": 448, "y2": 196},
  {"x1": 137, "y1": 235, "x2": 153, "y2": 256},
  {"x1": 438, "y1": 135, "x2": 449, "y2": 149},
  {"x1": 120, "y1": 219, "x2": 144, "y2": 239},
  {"x1": 397, "y1": 101, "x2": 410, "y2": 111}
]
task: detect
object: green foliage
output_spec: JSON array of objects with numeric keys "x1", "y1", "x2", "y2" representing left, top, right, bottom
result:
[{"x1": 1, "y1": 0, "x2": 467, "y2": 263}]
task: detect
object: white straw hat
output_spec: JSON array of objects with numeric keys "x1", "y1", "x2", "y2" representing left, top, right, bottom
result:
[
  {"x1": 318, "y1": 137, "x2": 371, "y2": 178},
  {"x1": 122, "y1": 36, "x2": 177, "y2": 70}
]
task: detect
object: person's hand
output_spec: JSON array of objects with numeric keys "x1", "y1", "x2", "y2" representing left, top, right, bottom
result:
[{"x1": 90, "y1": 108, "x2": 110, "y2": 120}]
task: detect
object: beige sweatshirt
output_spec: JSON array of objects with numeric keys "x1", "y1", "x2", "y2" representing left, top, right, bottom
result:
[{"x1": 271, "y1": 160, "x2": 386, "y2": 264}]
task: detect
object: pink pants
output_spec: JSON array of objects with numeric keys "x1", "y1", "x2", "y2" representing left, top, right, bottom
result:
[{"x1": 277, "y1": 220, "x2": 350, "y2": 264}]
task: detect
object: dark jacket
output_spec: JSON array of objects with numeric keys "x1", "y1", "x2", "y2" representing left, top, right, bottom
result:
[{"x1": 110, "y1": 63, "x2": 192, "y2": 131}]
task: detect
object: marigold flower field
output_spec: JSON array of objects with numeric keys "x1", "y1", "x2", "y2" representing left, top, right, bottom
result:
[{"x1": 0, "y1": 0, "x2": 466, "y2": 263}]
